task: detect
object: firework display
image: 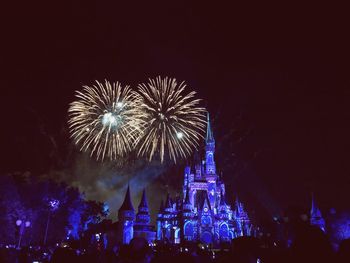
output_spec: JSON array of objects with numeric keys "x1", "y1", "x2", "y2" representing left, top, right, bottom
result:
[
  {"x1": 136, "y1": 76, "x2": 206, "y2": 163},
  {"x1": 68, "y1": 80, "x2": 145, "y2": 161}
]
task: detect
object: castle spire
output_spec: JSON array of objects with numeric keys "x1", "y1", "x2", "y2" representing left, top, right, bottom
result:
[
  {"x1": 235, "y1": 195, "x2": 245, "y2": 216},
  {"x1": 165, "y1": 193, "x2": 172, "y2": 208},
  {"x1": 202, "y1": 194, "x2": 211, "y2": 211},
  {"x1": 310, "y1": 193, "x2": 325, "y2": 232},
  {"x1": 206, "y1": 112, "x2": 214, "y2": 143},
  {"x1": 119, "y1": 185, "x2": 134, "y2": 211},
  {"x1": 220, "y1": 191, "x2": 226, "y2": 206},
  {"x1": 138, "y1": 188, "x2": 148, "y2": 209},
  {"x1": 117, "y1": 185, "x2": 135, "y2": 245},
  {"x1": 310, "y1": 193, "x2": 322, "y2": 218},
  {"x1": 135, "y1": 188, "x2": 151, "y2": 228},
  {"x1": 205, "y1": 112, "x2": 216, "y2": 175}
]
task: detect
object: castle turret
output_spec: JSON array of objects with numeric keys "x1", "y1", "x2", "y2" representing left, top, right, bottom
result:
[
  {"x1": 194, "y1": 152, "x2": 202, "y2": 179},
  {"x1": 119, "y1": 185, "x2": 134, "y2": 213},
  {"x1": 182, "y1": 188, "x2": 195, "y2": 241},
  {"x1": 155, "y1": 113, "x2": 253, "y2": 244},
  {"x1": 135, "y1": 189, "x2": 150, "y2": 225},
  {"x1": 165, "y1": 194, "x2": 172, "y2": 209},
  {"x1": 134, "y1": 189, "x2": 155, "y2": 243},
  {"x1": 310, "y1": 193, "x2": 326, "y2": 232},
  {"x1": 218, "y1": 191, "x2": 229, "y2": 221},
  {"x1": 205, "y1": 112, "x2": 216, "y2": 175},
  {"x1": 219, "y1": 191, "x2": 227, "y2": 208},
  {"x1": 163, "y1": 193, "x2": 173, "y2": 220},
  {"x1": 117, "y1": 185, "x2": 135, "y2": 244},
  {"x1": 234, "y1": 196, "x2": 251, "y2": 236},
  {"x1": 156, "y1": 200, "x2": 164, "y2": 240},
  {"x1": 162, "y1": 193, "x2": 176, "y2": 241}
]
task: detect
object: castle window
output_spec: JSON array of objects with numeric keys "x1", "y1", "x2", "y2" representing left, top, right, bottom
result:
[
  {"x1": 229, "y1": 231, "x2": 234, "y2": 239},
  {"x1": 184, "y1": 221, "x2": 194, "y2": 238},
  {"x1": 165, "y1": 226, "x2": 171, "y2": 240},
  {"x1": 219, "y1": 223, "x2": 229, "y2": 239},
  {"x1": 201, "y1": 215, "x2": 212, "y2": 225}
]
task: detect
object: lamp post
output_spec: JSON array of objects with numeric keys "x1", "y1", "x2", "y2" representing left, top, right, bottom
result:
[
  {"x1": 16, "y1": 219, "x2": 31, "y2": 248},
  {"x1": 43, "y1": 199, "x2": 60, "y2": 246}
]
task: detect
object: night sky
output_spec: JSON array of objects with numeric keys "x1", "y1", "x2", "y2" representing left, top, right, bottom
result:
[{"x1": 2, "y1": 2, "x2": 350, "y2": 221}]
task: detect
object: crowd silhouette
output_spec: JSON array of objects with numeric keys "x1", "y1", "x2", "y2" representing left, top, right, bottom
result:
[{"x1": 1, "y1": 222, "x2": 350, "y2": 263}]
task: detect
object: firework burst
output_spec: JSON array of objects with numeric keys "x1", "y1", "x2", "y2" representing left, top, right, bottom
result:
[
  {"x1": 68, "y1": 80, "x2": 145, "y2": 161},
  {"x1": 136, "y1": 76, "x2": 206, "y2": 163}
]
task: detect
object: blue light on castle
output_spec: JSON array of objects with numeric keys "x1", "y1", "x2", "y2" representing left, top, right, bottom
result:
[
  {"x1": 117, "y1": 186, "x2": 156, "y2": 244},
  {"x1": 117, "y1": 113, "x2": 253, "y2": 244},
  {"x1": 310, "y1": 193, "x2": 326, "y2": 232}
]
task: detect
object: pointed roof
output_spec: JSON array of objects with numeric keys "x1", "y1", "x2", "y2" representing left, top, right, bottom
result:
[
  {"x1": 165, "y1": 193, "x2": 172, "y2": 208},
  {"x1": 235, "y1": 195, "x2": 244, "y2": 214},
  {"x1": 202, "y1": 194, "x2": 211, "y2": 211},
  {"x1": 311, "y1": 193, "x2": 322, "y2": 218},
  {"x1": 220, "y1": 191, "x2": 226, "y2": 206},
  {"x1": 138, "y1": 188, "x2": 148, "y2": 209},
  {"x1": 206, "y1": 112, "x2": 214, "y2": 143},
  {"x1": 119, "y1": 185, "x2": 134, "y2": 211}
]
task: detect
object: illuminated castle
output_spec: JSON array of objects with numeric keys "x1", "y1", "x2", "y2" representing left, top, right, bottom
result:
[
  {"x1": 156, "y1": 113, "x2": 253, "y2": 244},
  {"x1": 117, "y1": 186, "x2": 156, "y2": 244},
  {"x1": 117, "y1": 113, "x2": 253, "y2": 244}
]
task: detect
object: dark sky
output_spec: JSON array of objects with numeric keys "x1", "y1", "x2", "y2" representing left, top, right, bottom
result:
[{"x1": 2, "y1": 1, "x2": 350, "y2": 220}]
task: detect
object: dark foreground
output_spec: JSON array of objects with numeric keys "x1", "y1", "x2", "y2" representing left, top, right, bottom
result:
[{"x1": 1, "y1": 235, "x2": 350, "y2": 263}]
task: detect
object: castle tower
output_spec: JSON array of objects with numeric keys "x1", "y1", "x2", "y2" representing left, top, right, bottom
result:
[
  {"x1": 156, "y1": 200, "x2": 164, "y2": 240},
  {"x1": 234, "y1": 196, "x2": 251, "y2": 236},
  {"x1": 310, "y1": 193, "x2": 326, "y2": 232},
  {"x1": 134, "y1": 189, "x2": 155, "y2": 243},
  {"x1": 183, "y1": 187, "x2": 193, "y2": 213},
  {"x1": 194, "y1": 151, "x2": 202, "y2": 179},
  {"x1": 205, "y1": 112, "x2": 216, "y2": 175},
  {"x1": 155, "y1": 114, "x2": 253, "y2": 244},
  {"x1": 182, "y1": 188, "x2": 195, "y2": 241},
  {"x1": 162, "y1": 193, "x2": 174, "y2": 241},
  {"x1": 217, "y1": 191, "x2": 230, "y2": 242},
  {"x1": 117, "y1": 185, "x2": 135, "y2": 244},
  {"x1": 219, "y1": 191, "x2": 229, "y2": 219},
  {"x1": 205, "y1": 112, "x2": 218, "y2": 209},
  {"x1": 135, "y1": 189, "x2": 150, "y2": 225},
  {"x1": 183, "y1": 165, "x2": 191, "y2": 198}
]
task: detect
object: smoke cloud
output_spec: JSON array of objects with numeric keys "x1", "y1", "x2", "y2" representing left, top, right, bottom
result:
[{"x1": 48, "y1": 150, "x2": 180, "y2": 223}]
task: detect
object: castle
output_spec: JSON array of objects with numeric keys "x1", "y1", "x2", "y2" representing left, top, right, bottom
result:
[{"x1": 117, "y1": 113, "x2": 253, "y2": 244}]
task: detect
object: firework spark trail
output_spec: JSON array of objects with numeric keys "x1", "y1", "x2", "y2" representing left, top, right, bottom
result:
[
  {"x1": 68, "y1": 80, "x2": 146, "y2": 161},
  {"x1": 135, "y1": 76, "x2": 206, "y2": 163}
]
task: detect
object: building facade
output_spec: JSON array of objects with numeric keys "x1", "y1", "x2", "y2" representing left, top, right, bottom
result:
[
  {"x1": 117, "y1": 113, "x2": 253, "y2": 245},
  {"x1": 156, "y1": 114, "x2": 253, "y2": 244},
  {"x1": 117, "y1": 186, "x2": 156, "y2": 244}
]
